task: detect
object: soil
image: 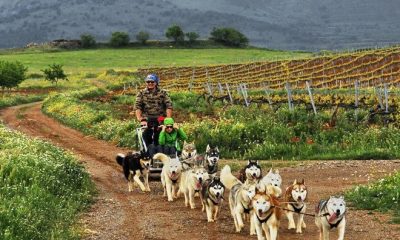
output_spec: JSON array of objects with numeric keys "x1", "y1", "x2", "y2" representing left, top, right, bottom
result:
[{"x1": 1, "y1": 102, "x2": 399, "y2": 240}]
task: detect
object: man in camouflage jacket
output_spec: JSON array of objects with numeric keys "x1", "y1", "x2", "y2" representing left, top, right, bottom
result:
[{"x1": 135, "y1": 74, "x2": 173, "y2": 156}]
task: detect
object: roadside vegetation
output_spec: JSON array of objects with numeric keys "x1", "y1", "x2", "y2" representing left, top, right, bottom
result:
[
  {"x1": 42, "y1": 88, "x2": 400, "y2": 160},
  {"x1": 0, "y1": 124, "x2": 94, "y2": 239},
  {"x1": 346, "y1": 171, "x2": 400, "y2": 223}
]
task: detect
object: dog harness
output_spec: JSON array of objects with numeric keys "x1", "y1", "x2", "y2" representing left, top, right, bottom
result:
[
  {"x1": 255, "y1": 207, "x2": 274, "y2": 224},
  {"x1": 290, "y1": 203, "x2": 304, "y2": 213},
  {"x1": 206, "y1": 163, "x2": 218, "y2": 175},
  {"x1": 316, "y1": 200, "x2": 345, "y2": 229},
  {"x1": 242, "y1": 203, "x2": 252, "y2": 214},
  {"x1": 207, "y1": 191, "x2": 222, "y2": 205}
]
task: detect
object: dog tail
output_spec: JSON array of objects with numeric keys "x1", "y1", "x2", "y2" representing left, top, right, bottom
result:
[
  {"x1": 153, "y1": 153, "x2": 170, "y2": 164},
  {"x1": 266, "y1": 184, "x2": 282, "y2": 198},
  {"x1": 116, "y1": 153, "x2": 125, "y2": 166},
  {"x1": 220, "y1": 165, "x2": 242, "y2": 190}
]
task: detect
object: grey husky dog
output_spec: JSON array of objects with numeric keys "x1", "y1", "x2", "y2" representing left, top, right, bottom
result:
[
  {"x1": 221, "y1": 165, "x2": 256, "y2": 233},
  {"x1": 180, "y1": 141, "x2": 198, "y2": 169},
  {"x1": 315, "y1": 196, "x2": 346, "y2": 240}
]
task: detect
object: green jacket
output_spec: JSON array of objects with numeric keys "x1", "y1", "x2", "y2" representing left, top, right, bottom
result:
[{"x1": 158, "y1": 128, "x2": 187, "y2": 151}]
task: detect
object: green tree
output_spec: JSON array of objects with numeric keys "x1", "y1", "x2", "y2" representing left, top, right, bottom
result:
[
  {"x1": 136, "y1": 31, "x2": 150, "y2": 44},
  {"x1": 0, "y1": 60, "x2": 27, "y2": 91},
  {"x1": 110, "y1": 32, "x2": 130, "y2": 47},
  {"x1": 165, "y1": 24, "x2": 184, "y2": 44},
  {"x1": 41, "y1": 64, "x2": 68, "y2": 85},
  {"x1": 80, "y1": 34, "x2": 96, "y2": 48},
  {"x1": 185, "y1": 32, "x2": 199, "y2": 44},
  {"x1": 210, "y1": 27, "x2": 249, "y2": 47}
]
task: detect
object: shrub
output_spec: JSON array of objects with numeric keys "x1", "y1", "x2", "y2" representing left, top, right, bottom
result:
[
  {"x1": 210, "y1": 27, "x2": 249, "y2": 47},
  {"x1": 80, "y1": 34, "x2": 96, "y2": 48},
  {"x1": 185, "y1": 32, "x2": 199, "y2": 44},
  {"x1": 0, "y1": 60, "x2": 27, "y2": 90},
  {"x1": 136, "y1": 31, "x2": 150, "y2": 44},
  {"x1": 109, "y1": 31, "x2": 130, "y2": 47},
  {"x1": 165, "y1": 24, "x2": 184, "y2": 44},
  {"x1": 41, "y1": 64, "x2": 68, "y2": 85}
]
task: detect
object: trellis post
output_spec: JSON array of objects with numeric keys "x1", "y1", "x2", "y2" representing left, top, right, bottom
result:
[{"x1": 306, "y1": 81, "x2": 317, "y2": 114}]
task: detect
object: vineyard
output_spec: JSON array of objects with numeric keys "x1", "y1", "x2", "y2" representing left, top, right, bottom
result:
[{"x1": 137, "y1": 46, "x2": 400, "y2": 91}]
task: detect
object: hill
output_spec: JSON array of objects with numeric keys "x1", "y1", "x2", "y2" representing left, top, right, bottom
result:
[{"x1": 0, "y1": 0, "x2": 400, "y2": 50}]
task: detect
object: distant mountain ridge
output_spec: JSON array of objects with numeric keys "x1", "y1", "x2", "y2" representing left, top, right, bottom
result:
[{"x1": 0, "y1": 0, "x2": 399, "y2": 51}]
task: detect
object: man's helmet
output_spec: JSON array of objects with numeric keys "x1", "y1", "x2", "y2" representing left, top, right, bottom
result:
[{"x1": 145, "y1": 74, "x2": 159, "y2": 84}]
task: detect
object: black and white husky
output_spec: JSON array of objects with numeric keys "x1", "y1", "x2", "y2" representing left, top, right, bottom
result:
[
  {"x1": 221, "y1": 165, "x2": 256, "y2": 233},
  {"x1": 204, "y1": 144, "x2": 220, "y2": 179},
  {"x1": 315, "y1": 196, "x2": 346, "y2": 240},
  {"x1": 201, "y1": 176, "x2": 225, "y2": 222},
  {"x1": 116, "y1": 151, "x2": 151, "y2": 192},
  {"x1": 238, "y1": 160, "x2": 262, "y2": 185}
]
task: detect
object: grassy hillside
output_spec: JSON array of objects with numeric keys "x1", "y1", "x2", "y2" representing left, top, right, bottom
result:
[{"x1": 0, "y1": 47, "x2": 311, "y2": 74}]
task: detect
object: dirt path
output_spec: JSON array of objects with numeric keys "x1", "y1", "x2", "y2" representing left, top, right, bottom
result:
[{"x1": 1, "y1": 102, "x2": 399, "y2": 240}]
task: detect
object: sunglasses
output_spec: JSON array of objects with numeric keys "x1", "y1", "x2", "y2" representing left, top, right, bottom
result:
[
  {"x1": 146, "y1": 81, "x2": 156, "y2": 84},
  {"x1": 166, "y1": 125, "x2": 173, "y2": 129}
]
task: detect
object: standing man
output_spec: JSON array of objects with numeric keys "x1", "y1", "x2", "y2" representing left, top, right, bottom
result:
[{"x1": 135, "y1": 74, "x2": 173, "y2": 157}]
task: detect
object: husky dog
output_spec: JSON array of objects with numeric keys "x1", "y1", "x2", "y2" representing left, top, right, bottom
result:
[
  {"x1": 179, "y1": 165, "x2": 209, "y2": 209},
  {"x1": 153, "y1": 153, "x2": 182, "y2": 201},
  {"x1": 284, "y1": 179, "x2": 308, "y2": 233},
  {"x1": 180, "y1": 141, "x2": 198, "y2": 170},
  {"x1": 252, "y1": 186, "x2": 281, "y2": 240},
  {"x1": 201, "y1": 176, "x2": 225, "y2": 222},
  {"x1": 260, "y1": 168, "x2": 282, "y2": 197},
  {"x1": 221, "y1": 165, "x2": 256, "y2": 233},
  {"x1": 116, "y1": 151, "x2": 151, "y2": 192},
  {"x1": 204, "y1": 144, "x2": 220, "y2": 179},
  {"x1": 238, "y1": 160, "x2": 262, "y2": 185},
  {"x1": 315, "y1": 196, "x2": 346, "y2": 240}
]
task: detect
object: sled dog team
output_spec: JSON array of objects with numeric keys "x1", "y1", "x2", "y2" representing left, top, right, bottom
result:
[{"x1": 116, "y1": 144, "x2": 346, "y2": 240}]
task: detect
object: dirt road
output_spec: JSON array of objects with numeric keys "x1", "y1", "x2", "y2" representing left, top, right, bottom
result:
[{"x1": 1, "y1": 102, "x2": 399, "y2": 240}]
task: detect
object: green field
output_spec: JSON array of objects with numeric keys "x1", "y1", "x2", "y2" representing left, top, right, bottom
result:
[{"x1": 0, "y1": 48, "x2": 311, "y2": 74}]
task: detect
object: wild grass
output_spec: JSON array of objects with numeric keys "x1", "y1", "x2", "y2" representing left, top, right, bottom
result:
[{"x1": 0, "y1": 124, "x2": 95, "y2": 239}]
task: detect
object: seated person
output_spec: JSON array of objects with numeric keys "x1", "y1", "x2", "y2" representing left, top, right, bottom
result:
[
  {"x1": 145, "y1": 116, "x2": 164, "y2": 158},
  {"x1": 158, "y1": 117, "x2": 187, "y2": 157}
]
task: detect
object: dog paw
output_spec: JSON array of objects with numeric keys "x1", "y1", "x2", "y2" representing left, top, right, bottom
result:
[
  {"x1": 190, "y1": 206, "x2": 196, "y2": 209},
  {"x1": 250, "y1": 231, "x2": 256, "y2": 236},
  {"x1": 296, "y1": 229, "x2": 303, "y2": 234},
  {"x1": 208, "y1": 219, "x2": 214, "y2": 223},
  {"x1": 168, "y1": 198, "x2": 174, "y2": 202},
  {"x1": 288, "y1": 224, "x2": 296, "y2": 229}
]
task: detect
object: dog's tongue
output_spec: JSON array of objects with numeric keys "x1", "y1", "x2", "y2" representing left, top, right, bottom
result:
[
  {"x1": 196, "y1": 182, "x2": 202, "y2": 189},
  {"x1": 328, "y1": 213, "x2": 338, "y2": 223}
]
